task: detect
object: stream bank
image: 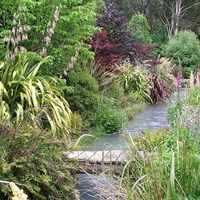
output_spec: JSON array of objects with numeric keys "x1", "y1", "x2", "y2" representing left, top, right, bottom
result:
[{"x1": 76, "y1": 89, "x2": 186, "y2": 200}]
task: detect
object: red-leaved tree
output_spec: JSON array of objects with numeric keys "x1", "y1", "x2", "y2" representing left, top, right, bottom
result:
[
  {"x1": 91, "y1": 4, "x2": 161, "y2": 69},
  {"x1": 90, "y1": 30, "x2": 124, "y2": 68}
]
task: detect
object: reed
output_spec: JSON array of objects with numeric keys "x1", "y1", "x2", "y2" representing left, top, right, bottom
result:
[{"x1": 121, "y1": 128, "x2": 200, "y2": 200}]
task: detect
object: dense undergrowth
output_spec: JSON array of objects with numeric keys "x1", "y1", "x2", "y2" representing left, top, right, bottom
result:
[
  {"x1": 120, "y1": 86, "x2": 200, "y2": 200},
  {"x1": 88, "y1": 85, "x2": 200, "y2": 200},
  {"x1": 0, "y1": 1, "x2": 199, "y2": 199},
  {"x1": 0, "y1": 120, "x2": 79, "y2": 200}
]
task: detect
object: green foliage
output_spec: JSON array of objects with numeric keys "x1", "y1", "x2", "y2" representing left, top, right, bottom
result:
[
  {"x1": 151, "y1": 20, "x2": 168, "y2": 46},
  {"x1": 123, "y1": 127, "x2": 200, "y2": 200},
  {"x1": 127, "y1": 14, "x2": 152, "y2": 44},
  {"x1": 0, "y1": 120, "x2": 78, "y2": 200},
  {"x1": 0, "y1": 55, "x2": 72, "y2": 136},
  {"x1": 187, "y1": 86, "x2": 200, "y2": 106},
  {"x1": 91, "y1": 96, "x2": 126, "y2": 133},
  {"x1": 163, "y1": 30, "x2": 200, "y2": 77},
  {"x1": 184, "y1": 65, "x2": 197, "y2": 78},
  {"x1": 46, "y1": 0, "x2": 100, "y2": 75},
  {"x1": 151, "y1": 20, "x2": 169, "y2": 56},
  {"x1": 167, "y1": 105, "x2": 181, "y2": 129},
  {"x1": 64, "y1": 64, "x2": 99, "y2": 118},
  {"x1": 122, "y1": 87, "x2": 200, "y2": 199},
  {"x1": 87, "y1": 60, "x2": 121, "y2": 92},
  {"x1": 0, "y1": 0, "x2": 100, "y2": 76},
  {"x1": 117, "y1": 62, "x2": 152, "y2": 103}
]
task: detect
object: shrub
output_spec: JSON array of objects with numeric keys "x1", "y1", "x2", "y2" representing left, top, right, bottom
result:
[
  {"x1": 151, "y1": 20, "x2": 169, "y2": 46},
  {"x1": 127, "y1": 14, "x2": 152, "y2": 44},
  {"x1": 64, "y1": 64, "x2": 99, "y2": 119},
  {"x1": 149, "y1": 69, "x2": 174, "y2": 104},
  {"x1": 90, "y1": 30, "x2": 123, "y2": 67},
  {"x1": 0, "y1": 120, "x2": 78, "y2": 200},
  {"x1": 95, "y1": 3, "x2": 158, "y2": 66},
  {"x1": 163, "y1": 30, "x2": 200, "y2": 77},
  {"x1": 147, "y1": 58, "x2": 175, "y2": 104},
  {"x1": 91, "y1": 97, "x2": 126, "y2": 133}
]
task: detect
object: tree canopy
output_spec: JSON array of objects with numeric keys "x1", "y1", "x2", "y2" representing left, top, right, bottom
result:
[{"x1": 0, "y1": 0, "x2": 100, "y2": 76}]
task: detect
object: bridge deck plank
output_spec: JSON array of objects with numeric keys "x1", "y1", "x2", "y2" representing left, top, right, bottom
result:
[{"x1": 66, "y1": 150, "x2": 131, "y2": 163}]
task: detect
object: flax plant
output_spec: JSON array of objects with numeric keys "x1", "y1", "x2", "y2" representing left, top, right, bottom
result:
[
  {"x1": 0, "y1": 55, "x2": 72, "y2": 137},
  {"x1": 116, "y1": 61, "x2": 152, "y2": 103},
  {"x1": 87, "y1": 59, "x2": 121, "y2": 92}
]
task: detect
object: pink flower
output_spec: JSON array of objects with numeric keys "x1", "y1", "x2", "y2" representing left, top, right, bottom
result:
[
  {"x1": 13, "y1": 19, "x2": 17, "y2": 24},
  {"x1": 22, "y1": 34, "x2": 28, "y2": 40},
  {"x1": 52, "y1": 21, "x2": 56, "y2": 29},
  {"x1": 10, "y1": 37, "x2": 16, "y2": 46},
  {"x1": 12, "y1": 27, "x2": 16, "y2": 35},
  {"x1": 5, "y1": 53, "x2": 15, "y2": 60},
  {"x1": 16, "y1": 35, "x2": 21, "y2": 43},
  {"x1": 23, "y1": 25, "x2": 30, "y2": 31},
  {"x1": 19, "y1": 46, "x2": 27, "y2": 53},
  {"x1": 14, "y1": 47, "x2": 19, "y2": 54},
  {"x1": 48, "y1": 28, "x2": 54, "y2": 35},
  {"x1": 18, "y1": 26, "x2": 23, "y2": 33},
  {"x1": 44, "y1": 36, "x2": 51, "y2": 46},
  {"x1": 54, "y1": 5, "x2": 62, "y2": 22},
  {"x1": 47, "y1": 21, "x2": 51, "y2": 27},
  {"x1": 4, "y1": 36, "x2": 10, "y2": 42},
  {"x1": 176, "y1": 70, "x2": 182, "y2": 88},
  {"x1": 39, "y1": 48, "x2": 47, "y2": 57}
]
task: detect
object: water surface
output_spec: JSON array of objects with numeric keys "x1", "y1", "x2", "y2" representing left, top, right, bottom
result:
[{"x1": 76, "y1": 89, "x2": 186, "y2": 199}]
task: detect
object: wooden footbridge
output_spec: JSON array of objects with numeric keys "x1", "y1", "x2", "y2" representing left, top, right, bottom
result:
[
  {"x1": 64, "y1": 150, "x2": 147, "y2": 175},
  {"x1": 64, "y1": 150, "x2": 131, "y2": 175}
]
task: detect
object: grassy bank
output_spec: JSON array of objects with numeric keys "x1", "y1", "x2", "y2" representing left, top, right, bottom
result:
[
  {"x1": 75, "y1": 102, "x2": 147, "y2": 150},
  {"x1": 120, "y1": 87, "x2": 200, "y2": 200}
]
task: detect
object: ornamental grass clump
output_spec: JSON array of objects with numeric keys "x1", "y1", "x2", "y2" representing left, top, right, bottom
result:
[
  {"x1": 116, "y1": 62, "x2": 152, "y2": 103},
  {"x1": 122, "y1": 128, "x2": 200, "y2": 200},
  {"x1": 148, "y1": 62, "x2": 174, "y2": 104}
]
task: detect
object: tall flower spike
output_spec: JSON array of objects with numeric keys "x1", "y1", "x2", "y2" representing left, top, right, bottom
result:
[
  {"x1": 40, "y1": 5, "x2": 62, "y2": 56},
  {"x1": 9, "y1": 182, "x2": 28, "y2": 200},
  {"x1": 176, "y1": 70, "x2": 182, "y2": 89},
  {"x1": 196, "y1": 73, "x2": 200, "y2": 87},
  {"x1": 4, "y1": 6, "x2": 31, "y2": 60},
  {"x1": 190, "y1": 71, "x2": 194, "y2": 88}
]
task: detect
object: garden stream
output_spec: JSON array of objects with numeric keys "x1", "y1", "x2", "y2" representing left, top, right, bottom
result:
[{"x1": 76, "y1": 89, "x2": 186, "y2": 200}]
